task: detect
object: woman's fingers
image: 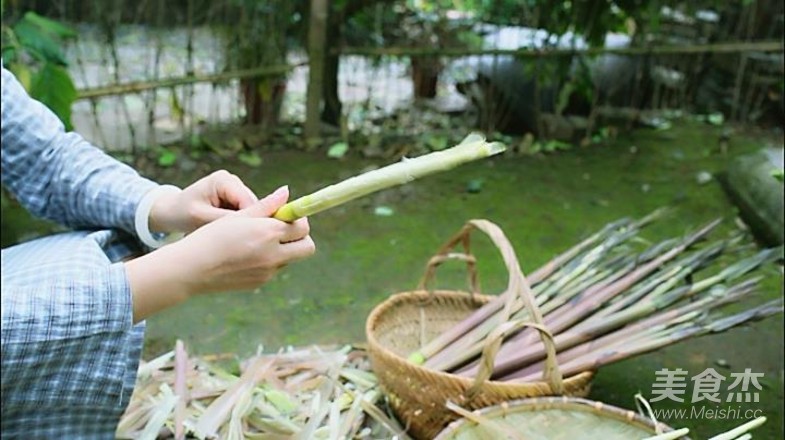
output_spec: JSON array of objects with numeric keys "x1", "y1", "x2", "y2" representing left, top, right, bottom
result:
[
  {"x1": 278, "y1": 235, "x2": 316, "y2": 262},
  {"x1": 212, "y1": 170, "x2": 258, "y2": 209},
  {"x1": 279, "y1": 217, "x2": 310, "y2": 243},
  {"x1": 239, "y1": 186, "x2": 290, "y2": 218}
]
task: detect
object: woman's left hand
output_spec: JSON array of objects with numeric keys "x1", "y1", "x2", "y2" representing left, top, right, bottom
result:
[{"x1": 148, "y1": 170, "x2": 259, "y2": 233}]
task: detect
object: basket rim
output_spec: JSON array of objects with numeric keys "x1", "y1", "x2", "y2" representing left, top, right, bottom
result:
[
  {"x1": 365, "y1": 289, "x2": 595, "y2": 390},
  {"x1": 433, "y1": 396, "x2": 684, "y2": 439}
]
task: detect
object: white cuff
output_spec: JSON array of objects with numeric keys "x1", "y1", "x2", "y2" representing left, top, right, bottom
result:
[{"x1": 134, "y1": 184, "x2": 185, "y2": 249}]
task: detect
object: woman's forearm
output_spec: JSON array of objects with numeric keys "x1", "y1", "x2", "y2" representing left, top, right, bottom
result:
[{"x1": 124, "y1": 244, "x2": 193, "y2": 323}]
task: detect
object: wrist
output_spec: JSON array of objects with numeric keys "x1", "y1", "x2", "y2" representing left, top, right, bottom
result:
[
  {"x1": 125, "y1": 242, "x2": 194, "y2": 323},
  {"x1": 135, "y1": 185, "x2": 184, "y2": 249},
  {"x1": 148, "y1": 189, "x2": 183, "y2": 233}
]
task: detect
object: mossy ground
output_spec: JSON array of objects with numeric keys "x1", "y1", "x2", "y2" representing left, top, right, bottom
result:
[{"x1": 2, "y1": 119, "x2": 782, "y2": 438}]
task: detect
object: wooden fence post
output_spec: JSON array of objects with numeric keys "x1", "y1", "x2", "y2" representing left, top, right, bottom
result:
[{"x1": 305, "y1": 0, "x2": 329, "y2": 147}]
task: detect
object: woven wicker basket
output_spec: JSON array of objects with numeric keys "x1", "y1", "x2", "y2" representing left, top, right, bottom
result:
[
  {"x1": 434, "y1": 397, "x2": 687, "y2": 440},
  {"x1": 366, "y1": 220, "x2": 594, "y2": 439}
]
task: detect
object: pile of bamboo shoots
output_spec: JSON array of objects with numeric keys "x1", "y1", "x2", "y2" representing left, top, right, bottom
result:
[
  {"x1": 117, "y1": 343, "x2": 409, "y2": 440},
  {"x1": 409, "y1": 210, "x2": 784, "y2": 383}
]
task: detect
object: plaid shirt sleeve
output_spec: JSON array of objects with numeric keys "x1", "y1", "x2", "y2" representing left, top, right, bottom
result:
[
  {"x1": 1, "y1": 66, "x2": 158, "y2": 438},
  {"x1": 1, "y1": 231, "x2": 146, "y2": 439},
  {"x1": 0, "y1": 65, "x2": 158, "y2": 234}
]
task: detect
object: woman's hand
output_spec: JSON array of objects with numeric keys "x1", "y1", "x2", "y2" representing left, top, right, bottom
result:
[
  {"x1": 125, "y1": 186, "x2": 316, "y2": 323},
  {"x1": 148, "y1": 170, "x2": 258, "y2": 234}
]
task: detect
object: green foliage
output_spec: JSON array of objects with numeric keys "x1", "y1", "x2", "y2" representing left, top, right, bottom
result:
[
  {"x1": 343, "y1": 2, "x2": 479, "y2": 51},
  {"x1": 156, "y1": 146, "x2": 178, "y2": 167},
  {"x1": 29, "y1": 63, "x2": 77, "y2": 128},
  {"x1": 327, "y1": 141, "x2": 349, "y2": 159},
  {"x1": 465, "y1": 178, "x2": 484, "y2": 193},
  {"x1": 221, "y1": 0, "x2": 298, "y2": 70},
  {"x1": 424, "y1": 133, "x2": 449, "y2": 151},
  {"x1": 238, "y1": 151, "x2": 263, "y2": 167},
  {"x1": 2, "y1": 12, "x2": 77, "y2": 130}
]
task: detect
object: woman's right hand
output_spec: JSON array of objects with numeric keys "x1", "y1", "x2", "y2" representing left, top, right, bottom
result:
[{"x1": 125, "y1": 185, "x2": 316, "y2": 323}]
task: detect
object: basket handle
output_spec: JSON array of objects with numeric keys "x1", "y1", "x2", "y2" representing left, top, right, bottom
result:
[
  {"x1": 417, "y1": 220, "x2": 545, "y2": 324},
  {"x1": 467, "y1": 320, "x2": 564, "y2": 399},
  {"x1": 417, "y1": 251, "x2": 481, "y2": 297}
]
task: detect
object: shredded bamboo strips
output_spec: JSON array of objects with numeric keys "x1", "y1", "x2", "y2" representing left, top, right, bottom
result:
[
  {"x1": 195, "y1": 357, "x2": 276, "y2": 438},
  {"x1": 173, "y1": 340, "x2": 188, "y2": 440},
  {"x1": 118, "y1": 344, "x2": 403, "y2": 440},
  {"x1": 273, "y1": 133, "x2": 506, "y2": 221}
]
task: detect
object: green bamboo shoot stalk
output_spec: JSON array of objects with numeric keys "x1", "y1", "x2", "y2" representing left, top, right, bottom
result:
[
  {"x1": 432, "y1": 234, "x2": 760, "y2": 377},
  {"x1": 514, "y1": 323, "x2": 699, "y2": 382},
  {"x1": 690, "y1": 246, "x2": 783, "y2": 293},
  {"x1": 419, "y1": 212, "x2": 680, "y2": 371},
  {"x1": 580, "y1": 241, "x2": 727, "y2": 324},
  {"x1": 708, "y1": 416, "x2": 766, "y2": 440},
  {"x1": 493, "y1": 280, "x2": 758, "y2": 380},
  {"x1": 438, "y1": 261, "x2": 631, "y2": 373},
  {"x1": 544, "y1": 254, "x2": 637, "y2": 309},
  {"x1": 508, "y1": 234, "x2": 684, "y2": 350},
  {"x1": 533, "y1": 253, "x2": 607, "y2": 306},
  {"x1": 451, "y1": 252, "x2": 655, "y2": 374},
  {"x1": 577, "y1": 281, "x2": 752, "y2": 353},
  {"x1": 511, "y1": 320, "x2": 682, "y2": 381},
  {"x1": 513, "y1": 298, "x2": 782, "y2": 382},
  {"x1": 705, "y1": 298, "x2": 783, "y2": 332},
  {"x1": 593, "y1": 243, "x2": 724, "y2": 318},
  {"x1": 491, "y1": 280, "x2": 758, "y2": 380},
  {"x1": 273, "y1": 133, "x2": 505, "y2": 221},
  {"x1": 414, "y1": 215, "x2": 639, "y2": 366},
  {"x1": 642, "y1": 428, "x2": 690, "y2": 440},
  {"x1": 425, "y1": 250, "x2": 637, "y2": 371},
  {"x1": 527, "y1": 217, "x2": 633, "y2": 283},
  {"x1": 530, "y1": 220, "x2": 721, "y2": 343},
  {"x1": 537, "y1": 265, "x2": 618, "y2": 314},
  {"x1": 423, "y1": 235, "x2": 638, "y2": 370},
  {"x1": 559, "y1": 319, "x2": 695, "y2": 367},
  {"x1": 533, "y1": 227, "x2": 639, "y2": 302}
]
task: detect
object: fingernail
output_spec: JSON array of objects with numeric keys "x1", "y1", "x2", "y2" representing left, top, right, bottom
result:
[{"x1": 275, "y1": 185, "x2": 289, "y2": 195}]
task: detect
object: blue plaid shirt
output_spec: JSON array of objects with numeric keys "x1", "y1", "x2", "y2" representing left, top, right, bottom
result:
[{"x1": 1, "y1": 66, "x2": 160, "y2": 438}]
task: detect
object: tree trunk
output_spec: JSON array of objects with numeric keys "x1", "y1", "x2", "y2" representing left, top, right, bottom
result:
[
  {"x1": 319, "y1": 0, "x2": 397, "y2": 124},
  {"x1": 411, "y1": 56, "x2": 440, "y2": 99},
  {"x1": 321, "y1": 12, "x2": 342, "y2": 126},
  {"x1": 242, "y1": 77, "x2": 286, "y2": 127},
  {"x1": 305, "y1": 0, "x2": 328, "y2": 141}
]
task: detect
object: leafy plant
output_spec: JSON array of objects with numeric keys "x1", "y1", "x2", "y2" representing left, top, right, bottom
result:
[
  {"x1": 156, "y1": 146, "x2": 178, "y2": 168},
  {"x1": 1, "y1": 12, "x2": 78, "y2": 130},
  {"x1": 327, "y1": 141, "x2": 349, "y2": 159},
  {"x1": 238, "y1": 151, "x2": 263, "y2": 167}
]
